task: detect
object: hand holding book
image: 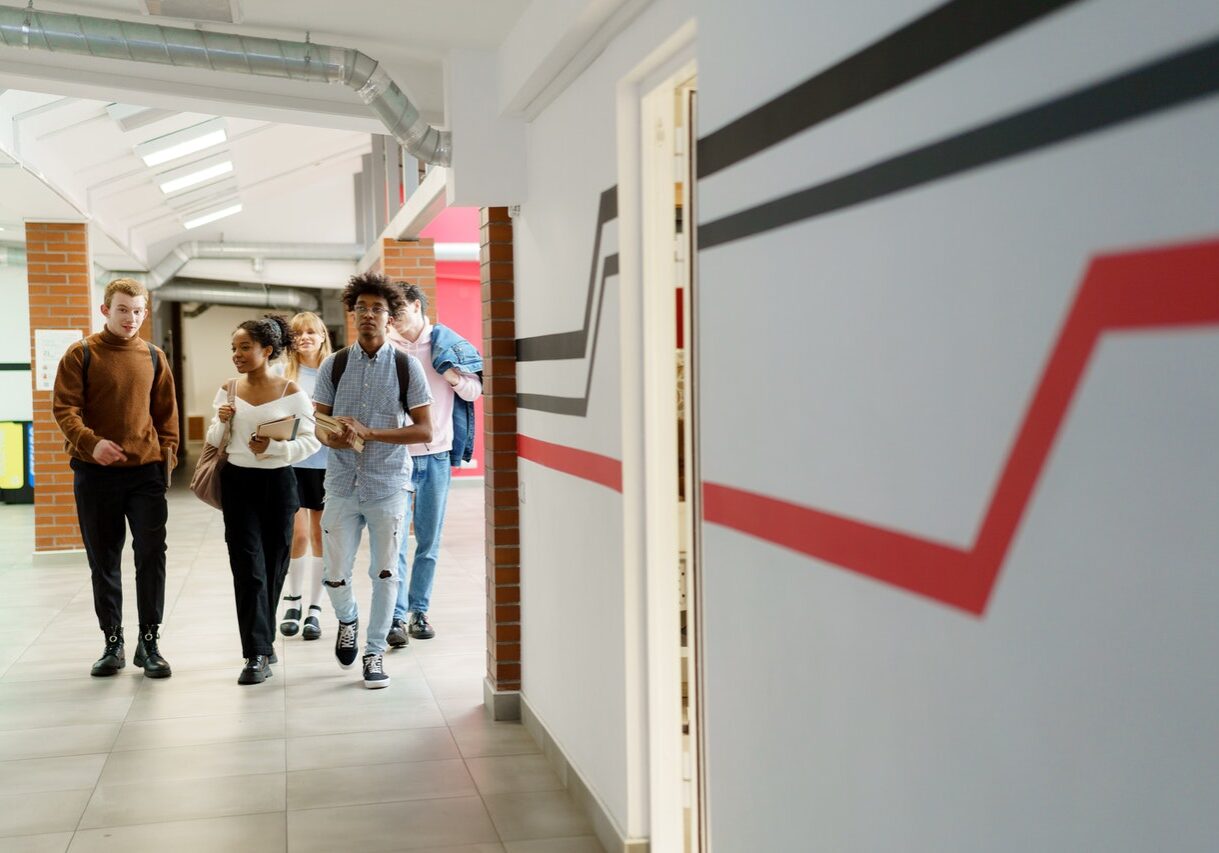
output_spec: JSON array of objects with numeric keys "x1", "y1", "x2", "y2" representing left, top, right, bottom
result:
[
  {"x1": 254, "y1": 415, "x2": 301, "y2": 441},
  {"x1": 315, "y1": 413, "x2": 364, "y2": 452}
]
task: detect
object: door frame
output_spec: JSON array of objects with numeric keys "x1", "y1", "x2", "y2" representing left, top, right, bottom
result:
[{"x1": 616, "y1": 21, "x2": 701, "y2": 852}]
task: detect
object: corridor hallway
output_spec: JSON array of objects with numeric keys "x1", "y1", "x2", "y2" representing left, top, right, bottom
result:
[{"x1": 0, "y1": 480, "x2": 601, "y2": 852}]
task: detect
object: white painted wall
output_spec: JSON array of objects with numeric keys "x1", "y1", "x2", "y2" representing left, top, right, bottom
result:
[
  {"x1": 514, "y1": 0, "x2": 692, "y2": 840},
  {"x1": 696, "y1": 1, "x2": 1219, "y2": 850},
  {"x1": 0, "y1": 262, "x2": 31, "y2": 420},
  {"x1": 181, "y1": 304, "x2": 270, "y2": 425}
]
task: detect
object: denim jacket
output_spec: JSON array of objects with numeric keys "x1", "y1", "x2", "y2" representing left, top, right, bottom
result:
[{"x1": 431, "y1": 323, "x2": 484, "y2": 466}]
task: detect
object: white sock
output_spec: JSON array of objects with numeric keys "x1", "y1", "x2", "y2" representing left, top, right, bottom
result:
[
  {"x1": 284, "y1": 557, "x2": 305, "y2": 605},
  {"x1": 306, "y1": 555, "x2": 326, "y2": 611}
]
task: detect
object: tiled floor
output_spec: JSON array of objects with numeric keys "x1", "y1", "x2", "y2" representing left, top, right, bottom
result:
[{"x1": 0, "y1": 478, "x2": 601, "y2": 852}]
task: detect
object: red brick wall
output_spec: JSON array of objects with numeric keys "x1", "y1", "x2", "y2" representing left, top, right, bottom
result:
[
  {"x1": 383, "y1": 237, "x2": 438, "y2": 324},
  {"x1": 27, "y1": 223, "x2": 91, "y2": 552},
  {"x1": 481, "y1": 208, "x2": 521, "y2": 692}
]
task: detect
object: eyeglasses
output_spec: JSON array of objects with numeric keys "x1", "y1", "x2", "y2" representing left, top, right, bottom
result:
[{"x1": 352, "y1": 306, "x2": 390, "y2": 316}]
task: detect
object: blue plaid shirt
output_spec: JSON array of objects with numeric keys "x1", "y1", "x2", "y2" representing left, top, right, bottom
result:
[{"x1": 313, "y1": 341, "x2": 432, "y2": 502}]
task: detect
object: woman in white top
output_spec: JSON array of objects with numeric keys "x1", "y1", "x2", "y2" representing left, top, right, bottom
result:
[
  {"x1": 278, "y1": 311, "x2": 331, "y2": 641},
  {"x1": 206, "y1": 315, "x2": 320, "y2": 685}
]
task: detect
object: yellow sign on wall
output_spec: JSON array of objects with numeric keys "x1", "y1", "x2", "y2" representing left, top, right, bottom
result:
[{"x1": 0, "y1": 421, "x2": 24, "y2": 489}]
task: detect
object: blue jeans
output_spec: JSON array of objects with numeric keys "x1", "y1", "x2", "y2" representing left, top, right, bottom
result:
[
  {"x1": 393, "y1": 451, "x2": 452, "y2": 619},
  {"x1": 322, "y1": 491, "x2": 407, "y2": 656}
]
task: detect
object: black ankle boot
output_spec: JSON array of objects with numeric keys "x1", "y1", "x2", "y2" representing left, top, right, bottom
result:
[
  {"x1": 133, "y1": 624, "x2": 172, "y2": 679},
  {"x1": 91, "y1": 626, "x2": 125, "y2": 677},
  {"x1": 238, "y1": 655, "x2": 272, "y2": 685}
]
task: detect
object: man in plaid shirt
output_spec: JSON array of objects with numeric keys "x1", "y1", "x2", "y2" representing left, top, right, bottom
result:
[{"x1": 313, "y1": 273, "x2": 433, "y2": 689}]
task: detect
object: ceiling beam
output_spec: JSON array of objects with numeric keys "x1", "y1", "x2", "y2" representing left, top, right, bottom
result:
[{"x1": 0, "y1": 56, "x2": 401, "y2": 134}]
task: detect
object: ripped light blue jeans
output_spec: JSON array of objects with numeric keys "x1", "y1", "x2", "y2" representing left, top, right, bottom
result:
[{"x1": 322, "y1": 491, "x2": 406, "y2": 656}]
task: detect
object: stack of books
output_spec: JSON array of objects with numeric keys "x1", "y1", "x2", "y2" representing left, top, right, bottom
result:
[{"x1": 315, "y1": 413, "x2": 365, "y2": 452}]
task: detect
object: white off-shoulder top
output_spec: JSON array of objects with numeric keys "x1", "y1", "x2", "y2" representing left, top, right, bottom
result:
[{"x1": 205, "y1": 384, "x2": 321, "y2": 469}]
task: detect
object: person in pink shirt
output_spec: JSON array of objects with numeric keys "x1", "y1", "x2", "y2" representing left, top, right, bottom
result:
[{"x1": 385, "y1": 282, "x2": 483, "y2": 644}]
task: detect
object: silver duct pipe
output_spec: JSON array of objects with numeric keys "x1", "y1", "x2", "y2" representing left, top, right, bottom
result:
[
  {"x1": 0, "y1": 6, "x2": 451, "y2": 166},
  {"x1": 144, "y1": 240, "x2": 363, "y2": 289},
  {"x1": 154, "y1": 280, "x2": 319, "y2": 311}
]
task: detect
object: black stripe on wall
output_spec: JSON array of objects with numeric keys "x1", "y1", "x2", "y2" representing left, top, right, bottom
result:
[
  {"x1": 0, "y1": 363, "x2": 30, "y2": 371},
  {"x1": 696, "y1": 0, "x2": 1083, "y2": 180},
  {"x1": 516, "y1": 188, "x2": 618, "y2": 362},
  {"x1": 700, "y1": 37, "x2": 1219, "y2": 250},
  {"x1": 517, "y1": 254, "x2": 619, "y2": 416}
]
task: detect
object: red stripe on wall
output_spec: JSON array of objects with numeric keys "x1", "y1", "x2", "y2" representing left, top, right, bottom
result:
[
  {"x1": 704, "y1": 236, "x2": 1219, "y2": 616},
  {"x1": 517, "y1": 434, "x2": 623, "y2": 492}
]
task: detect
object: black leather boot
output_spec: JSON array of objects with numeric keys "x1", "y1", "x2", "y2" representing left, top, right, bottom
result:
[
  {"x1": 91, "y1": 627, "x2": 125, "y2": 677},
  {"x1": 133, "y1": 624, "x2": 172, "y2": 679},
  {"x1": 238, "y1": 655, "x2": 272, "y2": 685}
]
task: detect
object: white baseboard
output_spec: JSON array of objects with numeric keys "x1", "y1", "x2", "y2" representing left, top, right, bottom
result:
[
  {"x1": 520, "y1": 694, "x2": 650, "y2": 853},
  {"x1": 32, "y1": 548, "x2": 85, "y2": 566}
]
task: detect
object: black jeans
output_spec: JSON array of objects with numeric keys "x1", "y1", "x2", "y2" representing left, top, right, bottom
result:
[
  {"x1": 220, "y1": 464, "x2": 299, "y2": 657},
  {"x1": 71, "y1": 459, "x2": 168, "y2": 630}
]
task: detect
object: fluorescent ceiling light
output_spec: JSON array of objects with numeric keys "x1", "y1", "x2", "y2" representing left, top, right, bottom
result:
[
  {"x1": 135, "y1": 118, "x2": 227, "y2": 167},
  {"x1": 159, "y1": 160, "x2": 233, "y2": 194},
  {"x1": 183, "y1": 202, "x2": 243, "y2": 230}
]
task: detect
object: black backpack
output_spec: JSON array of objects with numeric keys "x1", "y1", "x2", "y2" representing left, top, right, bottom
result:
[
  {"x1": 80, "y1": 338, "x2": 160, "y2": 398},
  {"x1": 330, "y1": 346, "x2": 413, "y2": 411}
]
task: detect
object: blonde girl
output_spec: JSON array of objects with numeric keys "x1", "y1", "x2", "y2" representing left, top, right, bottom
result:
[{"x1": 278, "y1": 312, "x2": 332, "y2": 641}]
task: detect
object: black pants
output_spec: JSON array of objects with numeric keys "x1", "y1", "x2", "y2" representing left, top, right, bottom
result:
[
  {"x1": 220, "y1": 464, "x2": 299, "y2": 657},
  {"x1": 71, "y1": 459, "x2": 168, "y2": 631}
]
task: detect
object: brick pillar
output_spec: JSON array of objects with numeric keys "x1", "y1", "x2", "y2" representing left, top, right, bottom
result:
[
  {"x1": 27, "y1": 222, "x2": 92, "y2": 553},
  {"x1": 382, "y1": 237, "x2": 437, "y2": 323},
  {"x1": 481, "y1": 208, "x2": 520, "y2": 716}
]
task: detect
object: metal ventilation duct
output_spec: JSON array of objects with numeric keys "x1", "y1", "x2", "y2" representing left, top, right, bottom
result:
[
  {"x1": 0, "y1": 5, "x2": 451, "y2": 166},
  {"x1": 144, "y1": 240, "x2": 364, "y2": 289},
  {"x1": 154, "y1": 280, "x2": 319, "y2": 311}
]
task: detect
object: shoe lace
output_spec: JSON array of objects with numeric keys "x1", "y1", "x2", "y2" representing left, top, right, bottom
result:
[
  {"x1": 364, "y1": 655, "x2": 384, "y2": 675},
  {"x1": 338, "y1": 622, "x2": 357, "y2": 649},
  {"x1": 413, "y1": 613, "x2": 430, "y2": 630}
]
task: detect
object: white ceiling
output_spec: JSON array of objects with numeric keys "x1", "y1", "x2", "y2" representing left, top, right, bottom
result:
[
  {"x1": 0, "y1": 88, "x2": 371, "y2": 268},
  {"x1": 0, "y1": 0, "x2": 533, "y2": 273}
]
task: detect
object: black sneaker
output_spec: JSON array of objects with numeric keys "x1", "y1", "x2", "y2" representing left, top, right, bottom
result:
[
  {"x1": 386, "y1": 618, "x2": 409, "y2": 648},
  {"x1": 334, "y1": 619, "x2": 359, "y2": 669},
  {"x1": 408, "y1": 611, "x2": 435, "y2": 640},
  {"x1": 362, "y1": 653, "x2": 389, "y2": 689},
  {"x1": 302, "y1": 607, "x2": 322, "y2": 641},
  {"x1": 238, "y1": 655, "x2": 272, "y2": 685},
  {"x1": 279, "y1": 596, "x2": 302, "y2": 637}
]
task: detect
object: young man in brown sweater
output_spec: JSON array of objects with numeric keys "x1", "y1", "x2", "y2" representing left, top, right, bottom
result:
[{"x1": 53, "y1": 278, "x2": 179, "y2": 678}]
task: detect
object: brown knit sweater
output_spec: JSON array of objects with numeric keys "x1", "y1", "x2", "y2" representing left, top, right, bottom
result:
[{"x1": 52, "y1": 329, "x2": 179, "y2": 471}]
